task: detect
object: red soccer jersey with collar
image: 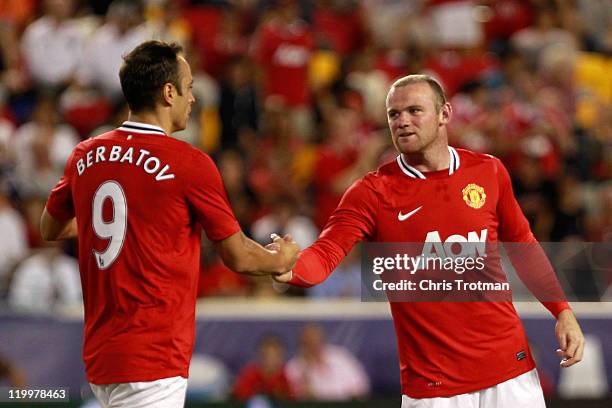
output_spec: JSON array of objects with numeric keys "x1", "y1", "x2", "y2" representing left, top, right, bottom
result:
[
  {"x1": 45, "y1": 122, "x2": 240, "y2": 384},
  {"x1": 290, "y1": 147, "x2": 569, "y2": 398}
]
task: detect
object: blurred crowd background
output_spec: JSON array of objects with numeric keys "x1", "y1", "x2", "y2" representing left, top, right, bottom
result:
[
  {"x1": 0, "y1": 0, "x2": 610, "y2": 309},
  {"x1": 0, "y1": 0, "x2": 610, "y2": 405}
]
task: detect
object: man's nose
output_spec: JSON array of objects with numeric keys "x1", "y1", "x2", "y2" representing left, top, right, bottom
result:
[{"x1": 398, "y1": 112, "x2": 411, "y2": 127}]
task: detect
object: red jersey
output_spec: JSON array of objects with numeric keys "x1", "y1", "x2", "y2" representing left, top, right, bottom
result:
[
  {"x1": 45, "y1": 121, "x2": 240, "y2": 384},
  {"x1": 289, "y1": 147, "x2": 569, "y2": 397},
  {"x1": 252, "y1": 21, "x2": 313, "y2": 107},
  {"x1": 233, "y1": 363, "x2": 293, "y2": 401}
]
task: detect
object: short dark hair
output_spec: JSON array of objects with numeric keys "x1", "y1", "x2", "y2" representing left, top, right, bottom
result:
[
  {"x1": 389, "y1": 74, "x2": 447, "y2": 112},
  {"x1": 119, "y1": 40, "x2": 184, "y2": 113}
]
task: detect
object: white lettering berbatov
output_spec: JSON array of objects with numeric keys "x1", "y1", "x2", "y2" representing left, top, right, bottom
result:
[
  {"x1": 75, "y1": 145, "x2": 175, "y2": 182},
  {"x1": 120, "y1": 147, "x2": 134, "y2": 163}
]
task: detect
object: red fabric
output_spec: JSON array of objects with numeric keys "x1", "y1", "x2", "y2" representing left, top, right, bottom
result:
[
  {"x1": 46, "y1": 126, "x2": 240, "y2": 384},
  {"x1": 290, "y1": 148, "x2": 569, "y2": 397},
  {"x1": 233, "y1": 364, "x2": 293, "y2": 401},
  {"x1": 183, "y1": 6, "x2": 222, "y2": 52},
  {"x1": 312, "y1": 145, "x2": 357, "y2": 229},
  {"x1": 376, "y1": 51, "x2": 409, "y2": 83},
  {"x1": 63, "y1": 98, "x2": 112, "y2": 138},
  {"x1": 252, "y1": 22, "x2": 313, "y2": 107},
  {"x1": 426, "y1": 52, "x2": 500, "y2": 96},
  {"x1": 313, "y1": 7, "x2": 366, "y2": 55},
  {"x1": 483, "y1": 0, "x2": 534, "y2": 42},
  {"x1": 197, "y1": 258, "x2": 250, "y2": 297}
]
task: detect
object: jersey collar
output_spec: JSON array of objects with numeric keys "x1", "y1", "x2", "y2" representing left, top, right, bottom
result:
[
  {"x1": 117, "y1": 121, "x2": 166, "y2": 136},
  {"x1": 397, "y1": 146, "x2": 460, "y2": 179}
]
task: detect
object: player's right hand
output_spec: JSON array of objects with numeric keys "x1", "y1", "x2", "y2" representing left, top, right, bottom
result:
[
  {"x1": 270, "y1": 233, "x2": 300, "y2": 273},
  {"x1": 555, "y1": 309, "x2": 585, "y2": 368}
]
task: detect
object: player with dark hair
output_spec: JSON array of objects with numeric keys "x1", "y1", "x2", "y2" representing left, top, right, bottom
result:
[
  {"x1": 40, "y1": 40, "x2": 299, "y2": 407},
  {"x1": 275, "y1": 74, "x2": 584, "y2": 407}
]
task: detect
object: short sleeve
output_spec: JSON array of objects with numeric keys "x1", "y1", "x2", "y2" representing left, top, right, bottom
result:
[
  {"x1": 185, "y1": 151, "x2": 241, "y2": 241},
  {"x1": 46, "y1": 148, "x2": 77, "y2": 221}
]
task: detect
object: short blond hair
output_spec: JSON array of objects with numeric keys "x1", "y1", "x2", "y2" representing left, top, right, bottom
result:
[{"x1": 389, "y1": 74, "x2": 447, "y2": 112}]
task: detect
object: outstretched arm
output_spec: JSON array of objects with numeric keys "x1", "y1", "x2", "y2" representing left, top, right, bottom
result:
[
  {"x1": 215, "y1": 231, "x2": 299, "y2": 276},
  {"x1": 276, "y1": 177, "x2": 378, "y2": 286}
]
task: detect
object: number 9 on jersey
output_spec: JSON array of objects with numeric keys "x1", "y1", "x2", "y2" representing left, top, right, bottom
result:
[{"x1": 92, "y1": 181, "x2": 127, "y2": 269}]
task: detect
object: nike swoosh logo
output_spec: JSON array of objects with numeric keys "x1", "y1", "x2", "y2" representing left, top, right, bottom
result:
[{"x1": 398, "y1": 206, "x2": 422, "y2": 221}]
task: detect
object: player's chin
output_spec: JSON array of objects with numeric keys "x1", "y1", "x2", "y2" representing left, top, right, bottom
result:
[{"x1": 396, "y1": 138, "x2": 420, "y2": 154}]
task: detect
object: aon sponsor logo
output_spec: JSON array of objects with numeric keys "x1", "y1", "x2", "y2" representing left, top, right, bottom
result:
[
  {"x1": 422, "y1": 228, "x2": 488, "y2": 258},
  {"x1": 273, "y1": 44, "x2": 310, "y2": 67}
]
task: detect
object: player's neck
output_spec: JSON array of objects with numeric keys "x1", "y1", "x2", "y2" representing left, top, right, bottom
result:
[
  {"x1": 127, "y1": 111, "x2": 173, "y2": 135},
  {"x1": 402, "y1": 141, "x2": 450, "y2": 173}
]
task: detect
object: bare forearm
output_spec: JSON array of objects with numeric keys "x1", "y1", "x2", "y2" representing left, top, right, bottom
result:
[
  {"x1": 40, "y1": 208, "x2": 77, "y2": 241},
  {"x1": 235, "y1": 236, "x2": 288, "y2": 275},
  {"x1": 216, "y1": 232, "x2": 292, "y2": 276}
]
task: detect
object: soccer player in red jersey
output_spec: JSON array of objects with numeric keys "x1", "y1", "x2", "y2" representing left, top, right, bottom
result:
[
  {"x1": 40, "y1": 41, "x2": 299, "y2": 408},
  {"x1": 275, "y1": 75, "x2": 584, "y2": 407}
]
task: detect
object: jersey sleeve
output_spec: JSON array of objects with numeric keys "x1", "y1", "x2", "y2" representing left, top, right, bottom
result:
[
  {"x1": 494, "y1": 158, "x2": 570, "y2": 317},
  {"x1": 46, "y1": 148, "x2": 77, "y2": 221},
  {"x1": 495, "y1": 158, "x2": 534, "y2": 243},
  {"x1": 185, "y1": 150, "x2": 241, "y2": 242},
  {"x1": 290, "y1": 176, "x2": 378, "y2": 287}
]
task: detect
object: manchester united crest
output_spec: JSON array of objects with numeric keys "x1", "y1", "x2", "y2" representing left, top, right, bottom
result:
[{"x1": 462, "y1": 183, "x2": 486, "y2": 209}]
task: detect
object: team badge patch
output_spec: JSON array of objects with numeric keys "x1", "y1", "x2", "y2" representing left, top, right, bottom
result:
[{"x1": 462, "y1": 183, "x2": 486, "y2": 209}]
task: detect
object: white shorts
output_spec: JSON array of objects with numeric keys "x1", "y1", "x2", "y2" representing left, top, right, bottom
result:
[
  {"x1": 90, "y1": 375, "x2": 188, "y2": 408},
  {"x1": 401, "y1": 369, "x2": 546, "y2": 408}
]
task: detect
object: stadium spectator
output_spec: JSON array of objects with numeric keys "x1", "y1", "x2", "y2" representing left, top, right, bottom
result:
[
  {"x1": 345, "y1": 46, "x2": 391, "y2": 125},
  {"x1": 144, "y1": 0, "x2": 192, "y2": 47},
  {"x1": 7, "y1": 241, "x2": 81, "y2": 313},
  {"x1": 187, "y1": 353, "x2": 231, "y2": 401},
  {"x1": 205, "y1": 8, "x2": 249, "y2": 80},
  {"x1": 76, "y1": 0, "x2": 150, "y2": 99},
  {"x1": 0, "y1": 182, "x2": 28, "y2": 296},
  {"x1": 218, "y1": 57, "x2": 259, "y2": 151},
  {"x1": 217, "y1": 148, "x2": 259, "y2": 231},
  {"x1": 20, "y1": 0, "x2": 85, "y2": 90},
  {"x1": 233, "y1": 334, "x2": 294, "y2": 401},
  {"x1": 40, "y1": 40, "x2": 299, "y2": 408},
  {"x1": 276, "y1": 75, "x2": 584, "y2": 407},
  {"x1": 313, "y1": 108, "x2": 386, "y2": 229},
  {"x1": 312, "y1": 0, "x2": 368, "y2": 56},
  {"x1": 251, "y1": 0, "x2": 314, "y2": 139},
  {"x1": 286, "y1": 323, "x2": 370, "y2": 401},
  {"x1": 511, "y1": 5, "x2": 577, "y2": 69},
  {"x1": 12, "y1": 93, "x2": 79, "y2": 197},
  {"x1": 248, "y1": 102, "x2": 312, "y2": 207}
]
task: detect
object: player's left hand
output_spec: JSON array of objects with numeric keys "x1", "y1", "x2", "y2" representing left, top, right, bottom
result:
[{"x1": 555, "y1": 309, "x2": 584, "y2": 368}]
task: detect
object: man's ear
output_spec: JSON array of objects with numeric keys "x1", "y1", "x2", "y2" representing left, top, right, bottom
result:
[
  {"x1": 439, "y1": 102, "x2": 452, "y2": 126},
  {"x1": 162, "y1": 83, "x2": 174, "y2": 106}
]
